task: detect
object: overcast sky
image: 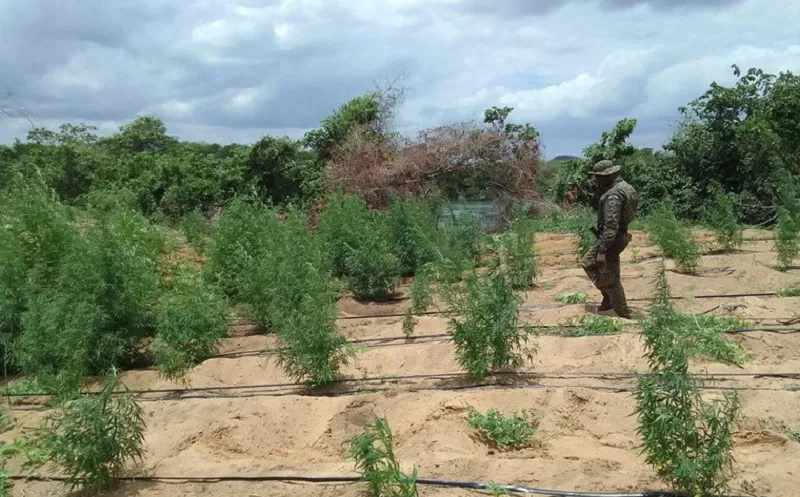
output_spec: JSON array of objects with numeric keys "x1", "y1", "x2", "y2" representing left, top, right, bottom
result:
[{"x1": 1, "y1": 0, "x2": 798, "y2": 157}]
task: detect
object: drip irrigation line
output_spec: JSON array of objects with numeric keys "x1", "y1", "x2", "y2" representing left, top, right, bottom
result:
[
  {"x1": 329, "y1": 292, "x2": 785, "y2": 321},
  {"x1": 7, "y1": 474, "x2": 748, "y2": 497},
  {"x1": 210, "y1": 325, "x2": 800, "y2": 360},
  {"x1": 7, "y1": 370, "x2": 797, "y2": 400}
]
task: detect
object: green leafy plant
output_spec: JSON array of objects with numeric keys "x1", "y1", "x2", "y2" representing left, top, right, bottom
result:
[
  {"x1": 34, "y1": 368, "x2": 145, "y2": 492},
  {"x1": 634, "y1": 265, "x2": 740, "y2": 497},
  {"x1": 153, "y1": 265, "x2": 228, "y2": 381},
  {"x1": 554, "y1": 292, "x2": 588, "y2": 304},
  {"x1": 703, "y1": 188, "x2": 743, "y2": 252},
  {"x1": 9, "y1": 188, "x2": 163, "y2": 380},
  {"x1": 441, "y1": 270, "x2": 536, "y2": 378},
  {"x1": 402, "y1": 267, "x2": 434, "y2": 336},
  {"x1": 497, "y1": 212, "x2": 539, "y2": 290},
  {"x1": 778, "y1": 283, "x2": 800, "y2": 297},
  {"x1": 544, "y1": 314, "x2": 623, "y2": 337},
  {"x1": 348, "y1": 416, "x2": 418, "y2": 497},
  {"x1": 466, "y1": 407, "x2": 537, "y2": 450},
  {"x1": 645, "y1": 202, "x2": 701, "y2": 273},
  {"x1": 385, "y1": 196, "x2": 439, "y2": 276},
  {"x1": 344, "y1": 217, "x2": 401, "y2": 301},
  {"x1": 775, "y1": 206, "x2": 799, "y2": 271},
  {"x1": 180, "y1": 210, "x2": 213, "y2": 255},
  {"x1": 241, "y1": 209, "x2": 355, "y2": 388}
]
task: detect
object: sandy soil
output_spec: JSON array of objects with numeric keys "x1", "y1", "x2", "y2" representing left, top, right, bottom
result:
[{"x1": 5, "y1": 229, "x2": 800, "y2": 497}]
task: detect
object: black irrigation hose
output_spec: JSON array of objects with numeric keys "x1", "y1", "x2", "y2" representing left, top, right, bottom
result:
[
  {"x1": 7, "y1": 474, "x2": 742, "y2": 497},
  {"x1": 7, "y1": 370, "x2": 798, "y2": 400},
  {"x1": 210, "y1": 326, "x2": 800, "y2": 360},
  {"x1": 329, "y1": 292, "x2": 787, "y2": 321}
]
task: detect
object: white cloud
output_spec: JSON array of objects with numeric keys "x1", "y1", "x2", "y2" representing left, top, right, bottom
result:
[{"x1": 1, "y1": 0, "x2": 799, "y2": 155}]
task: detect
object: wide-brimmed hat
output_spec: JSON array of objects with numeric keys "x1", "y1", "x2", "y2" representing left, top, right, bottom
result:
[{"x1": 590, "y1": 160, "x2": 620, "y2": 176}]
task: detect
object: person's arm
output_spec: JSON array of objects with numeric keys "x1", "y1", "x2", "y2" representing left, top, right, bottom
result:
[{"x1": 597, "y1": 193, "x2": 623, "y2": 255}]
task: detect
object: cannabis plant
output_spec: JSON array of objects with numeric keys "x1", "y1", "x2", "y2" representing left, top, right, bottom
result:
[
  {"x1": 348, "y1": 416, "x2": 418, "y2": 497},
  {"x1": 402, "y1": 266, "x2": 434, "y2": 336},
  {"x1": 775, "y1": 206, "x2": 799, "y2": 271},
  {"x1": 442, "y1": 270, "x2": 536, "y2": 378},
  {"x1": 703, "y1": 189, "x2": 743, "y2": 252},
  {"x1": 645, "y1": 202, "x2": 701, "y2": 273},
  {"x1": 35, "y1": 368, "x2": 146, "y2": 492},
  {"x1": 181, "y1": 210, "x2": 213, "y2": 255},
  {"x1": 499, "y1": 212, "x2": 539, "y2": 291},
  {"x1": 153, "y1": 265, "x2": 228, "y2": 381},
  {"x1": 466, "y1": 407, "x2": 537, "y2": 450},
  {"x1": 385, "y1": 196, "x2": 439, "y2": 276},
  {"x1": 634, "y1": 265, "x2": 740, "y2": 497},
  {"x1": 344, "y1": 217, "x2": 401, "y2": 301}
]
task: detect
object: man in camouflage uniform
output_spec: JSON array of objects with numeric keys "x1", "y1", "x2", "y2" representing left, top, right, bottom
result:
[{"x1": 581, "y1": 160, "x2": 639, "y2": 319}]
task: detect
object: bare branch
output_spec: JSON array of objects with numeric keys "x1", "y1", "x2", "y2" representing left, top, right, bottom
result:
[{"x1": 0, "y1": 90, "x2": 35, "y2": 129}]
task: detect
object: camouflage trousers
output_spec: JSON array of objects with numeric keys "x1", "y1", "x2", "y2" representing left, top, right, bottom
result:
[{"x1": 581, "y1": 233, "x2": 632, "y2": 317}]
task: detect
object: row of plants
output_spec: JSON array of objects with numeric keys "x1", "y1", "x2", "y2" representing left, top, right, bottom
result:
[{"x1": 0, "y1": 181, "x2": 228, "y2": 389}]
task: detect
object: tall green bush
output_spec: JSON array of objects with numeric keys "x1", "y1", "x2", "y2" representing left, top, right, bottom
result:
[
  {"x1": 7, "y1": 186, "x2": 163, "y2": 380},
  {"x1": 385, "y1": 196, "x2": 439, "y2": 276},
  {"x1": 153, "y1": 265, "x2": 228, "y2": 381}
]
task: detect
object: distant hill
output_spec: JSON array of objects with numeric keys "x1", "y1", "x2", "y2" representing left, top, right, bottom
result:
[{"x1": 549, "y1": 155, "x2": 579, "y2": 162}]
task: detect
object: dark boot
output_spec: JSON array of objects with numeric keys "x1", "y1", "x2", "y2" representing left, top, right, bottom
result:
[
  {"x1": 598, "y1": 292, "x2": 612, "y2": 311},
  {"x1": 610, "y1": 284, "x2": 633, "y2": 319}
]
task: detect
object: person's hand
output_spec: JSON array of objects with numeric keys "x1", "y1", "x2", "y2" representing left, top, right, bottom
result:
[{"x1": 596, "y1": 252, "x2": 606, "y2": 264}]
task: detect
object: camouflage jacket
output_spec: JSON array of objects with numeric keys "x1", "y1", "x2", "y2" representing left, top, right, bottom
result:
[{"x1": 596, "y1": 177, "x2": 639, "y2": 254}]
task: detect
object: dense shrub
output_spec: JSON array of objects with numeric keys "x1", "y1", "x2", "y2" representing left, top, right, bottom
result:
[
  {"x1": 5, "y1": 184, "x2": 163, "y2": 379},
  {"x1": 153, "y1": 265, "x2": 228, "y2": 381},
  {"x1": 385, "y1": 196, "x2": 439, "y2": 276}
]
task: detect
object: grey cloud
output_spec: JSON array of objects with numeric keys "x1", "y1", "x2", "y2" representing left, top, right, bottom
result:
[
  {"x1": 0, "y1": 0, "x2": 795, "y2": 157},
  {"x1": 452, "y1": 0, "x2": 742, "y2": 17}
]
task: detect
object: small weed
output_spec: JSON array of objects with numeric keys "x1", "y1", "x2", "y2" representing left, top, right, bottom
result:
[
  {"x1": 631, "y1": 247, "x2": 643, "y2": 263},
  {"x1": 771, "y1": 419, "x2": 800, "y2": 443},
  {"x1": 402, "y1": 268, "x2": 434, "y2": 336},
  {"x1": 348, "y1": 416, "x2": 418, "y2": 497},
  {"x1": 484, "y1": 482, "x2": 511, "y2": 496},
  {"x1": 777, "y1": 283, "x2": 800, "y2": 297},
  {"x1": 466, "y1": 407, "x2": 537, "y2": 450},
  {"x1": 554, "y1": 292, "x2": 588, "y2": 304}
]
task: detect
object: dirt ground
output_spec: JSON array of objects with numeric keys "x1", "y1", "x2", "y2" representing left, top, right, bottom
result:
[{"x1": 6, "y1": 229, "x2": 800, "y2": 497}]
